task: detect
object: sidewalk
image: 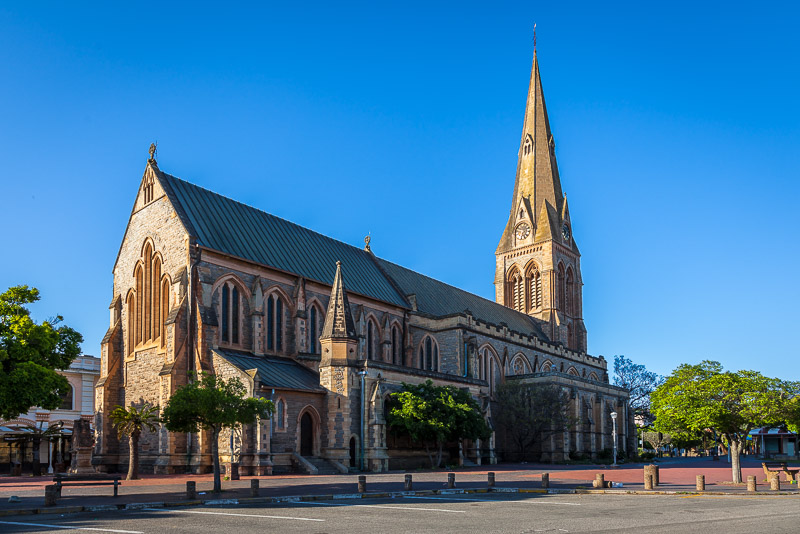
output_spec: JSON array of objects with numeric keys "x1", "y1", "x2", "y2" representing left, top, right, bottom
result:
[{"x1": 1, "y1": 458, "x2": 796, "y2": 516}]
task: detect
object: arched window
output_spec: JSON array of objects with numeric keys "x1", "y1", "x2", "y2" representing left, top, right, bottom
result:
[
  {"x1": 567, "y1": 323, "x2": 574, "y2": 350},
  {"x1": 391, "y1": 325, "x2": 401, "y2": 365},
  {"x1": 567, "y1": 366, "x2": 579, "y2": 376},
  {"x1": 557, "y1": 263, "x2": 566, "y2": 311},
  {"x1": 419, "y1": 336, "x2": 439, "y2": 372},
  {"x1": 541, "y1": 360, "x2": 553, "y2": 372},
  {"x1": 129, "y1": 241, "x2": 168, "y2": 351},
  {"x1": 275, "y1": 398, "x2": 286, "y2": 431},
  {"x1": 266, "y1": 293, "x2": 285, "y2": 353},
  {"x1": 526, "y1": 264, "x2": 542, "y2": 311},
  {"x1": 566, "y1": 267, "x2": 575, "y2": 315},
  {"x1": 142, "y1": 174, "x2": 154, "y2": 204},
  {"x1": 512, "y1": 355, "x2": 528, "y2": 375},
  {"x1": 588, "y1": 372, "x2": 599, "y2": 382},
  {"x1": 308, "y1": 305, "x2": 322, "y2": 355},
  {"x1": 506, "y1": 267, "x2": 524, "y2": 312},
  {"x1": 367, "y1": 320, "x2": 375, "y2": 360},
  {"x1": 219, "y1": 281, "x2": 242, "y2": 346},
  {"x1": 479, "y1": 347, "x2": 501, "y2": 394},
  {"x1": 160, "y1": 279, "x2": 170, "y2": 348},
  {"x1": 523, "y1": 133, "x2": 533, "y2": 157}
]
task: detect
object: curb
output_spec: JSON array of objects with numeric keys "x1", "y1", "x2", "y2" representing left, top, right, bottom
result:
[{"x1": 2, "y1": 486, "x2": 797, "y2": 518}]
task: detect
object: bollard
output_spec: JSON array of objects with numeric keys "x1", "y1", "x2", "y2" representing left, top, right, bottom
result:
[
  {"x1": 747, "y1": 475, "x2": 757, "y2": 492},
  {"x1": 594, "y1": 473, "x2": 604, "y2": 488},
  {"x1": 541, "y1": 473, "x2": 550, "y2": 488},
  {"x1": 696, "y1": 475, "x2": 705, "y2": 491},
  {"x1": 44, "y1": 485, "x2": 58, "y2": 507},
  {"x1": 186, "y1": 481, "x2": 197, "y2": 500},
  {"x1": 447, "y1": 472, "x2": 456, "y2": 489},
  {"x1": 770, "y1": 473, "x2": 780, "y2": 491},
  {"x1": 487, "y1": 472, "x2": 495, "y2": 487},
  {"x1": 358, "y1": 475, "x2": 367, "y2": 493},
  {"x1": 644, "y1": 473, "x2": 654, "y2": 490},
  {"x1": 250, "y1": 479, "x2": 260, "y2": 497},
  {"x1": 644, "y1": 465, "x2": 659, "y2": 487},
  {"x1": 404, "y1": 474, "x2": 413, "y2": 491}
]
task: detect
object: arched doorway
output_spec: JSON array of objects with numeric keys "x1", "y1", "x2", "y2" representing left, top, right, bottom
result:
[
  {"x1": 300, "y1": 412, "x2": 313, "y2": 456},
  {"x1": 349, "y1": 437, "x2": 357, "y2": 467}
]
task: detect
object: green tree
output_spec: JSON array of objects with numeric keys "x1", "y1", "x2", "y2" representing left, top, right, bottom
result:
[
  {"x1": 613, "y1": 355, "x2": 663, "y2": 425},
  {"x1": 494, "y1": 381, "x2": 574, "y2": 462},
  {"x1": 388, "y1": 380, "x2": 490, "y2": 468},
  {"x1": 109, "y1": 403, "x2": 160, "y2": 480},
  {"x1": 161, "y1": 373, "x2": 273, "y2": 493},
  {"x1": 650, "y1": 361, "x2": 794, "y2": 483},
  {"x1": 0, "y1": 286, "x2": 83, "y2": 420}
]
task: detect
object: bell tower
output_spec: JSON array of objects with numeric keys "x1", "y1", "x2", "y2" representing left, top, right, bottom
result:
[{"x1": 495, "y1": 50, "x2": 587, "y2": 352}]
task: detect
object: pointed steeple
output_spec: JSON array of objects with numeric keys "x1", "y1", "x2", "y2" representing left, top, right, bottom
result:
[
  {"x1": 497, "y1": 51, "x2": 565, "y2": 253},
  {"x1": 321, "y1": 261, "x2": 357, "y2": 341}
]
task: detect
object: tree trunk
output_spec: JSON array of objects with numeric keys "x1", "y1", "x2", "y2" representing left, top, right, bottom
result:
[
  {"x1": 730, "y1": 438, "x2": 743, "y2": 484},
  {"x1": 32, "y1": 437, "x2": 41, "y2": 476},
  {"x1": 211, "y1": 429, "x2": 221, "y2": 494},
  {"x1": 424, "y1": 443, "x2": 435, "y2": 469},
  {"x1": 128, "y1": 431, "x2": 140, "y2": 480},
  {"x1": 436, "y1": 441, "x2": 444, "y2": 469}
]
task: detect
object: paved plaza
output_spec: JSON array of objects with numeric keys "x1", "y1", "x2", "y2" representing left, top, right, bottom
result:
[{"x1": 1, "y1": 492, "x2": 798, "y2": 533}]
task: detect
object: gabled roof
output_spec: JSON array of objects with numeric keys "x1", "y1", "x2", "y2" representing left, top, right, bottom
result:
[
  {"x1": 213, "y1": 348, "x2": 325, "y2": 393},
  {"x1": 376, "y1": 258, "x2": 549, "y2": 340},
  {"x1": 156, "y1": 169, "x2": 409, "y2": 308},
  {"x1": 154, "y1": 167, "x2": 551, "y2": 342}
]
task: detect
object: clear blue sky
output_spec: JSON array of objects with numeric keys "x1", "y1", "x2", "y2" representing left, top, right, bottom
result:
[{"x1": 1, "y1": 2, "x2": 798, "y2": 380}]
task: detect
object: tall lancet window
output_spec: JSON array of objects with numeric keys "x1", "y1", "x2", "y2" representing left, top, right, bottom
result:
[
  {"x1": 557, "y1": 263, "x2": 566, "y2": 311},
  {"x1": 523, "y1": 134, "x2": 533, "y2": 157},
  {"x1": 506, "y1": 267, "x2": 524, "y2": 312},
  {"x1": 219, "y1": 281, "x2": 241, "y2": 346},
  {"x1": 266, "y1": 294, "x2": 285, "y2": 353},
  {"x1": 566, "y1": 267, "x2": 575, "y2": 316},
  {"x1": 526, "y1": 264, "x2": 542, "y2": 311}
]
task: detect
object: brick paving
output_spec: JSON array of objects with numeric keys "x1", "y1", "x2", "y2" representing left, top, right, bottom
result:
[{"x1": 0, "y1": 457, "x2": 796, "y2": 514}]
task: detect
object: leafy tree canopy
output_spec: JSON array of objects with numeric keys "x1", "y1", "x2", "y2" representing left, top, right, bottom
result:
[
  {"x1": 650, "y1": 360, "x2": 797, "y2": 483},
  {"x1": 388, "y1": 380, "x2": 490, "y2": 468},
  {"x1": 162, "y1": 373, "x2": 273, "y2": 492},
  {"x1": 494, "y1": 381, "x2": 574, "y2": 461},
  {"x1": 0, "y1": 285, "x2": 83, "y2": 420},
  {"x1": 613, "y1": 355, "x2": 663, "y2": 425}
]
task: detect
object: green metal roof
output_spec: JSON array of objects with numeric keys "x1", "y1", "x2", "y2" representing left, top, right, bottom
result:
[
  {"x1": 213, "y1": 348, "x2": 325, "y2": 393},
  {"x1": 157, "y1": 170, "x2": 410, "y2": 308},
  {"x1": 157, "y1": 168, "x2": 550, "y2": 341},
  {"x1": 377, "y1": 258, "x2": 549, "y2": 340}
]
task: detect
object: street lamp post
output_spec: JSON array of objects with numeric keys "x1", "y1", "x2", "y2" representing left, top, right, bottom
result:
[{"x1": 610, "y1": 411, "x2": 618, "y2": 467}]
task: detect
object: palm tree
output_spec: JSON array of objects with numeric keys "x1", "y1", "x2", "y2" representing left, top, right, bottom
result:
[{"x1": 109, "y1": 403, "x2": 160, "y2": 480}]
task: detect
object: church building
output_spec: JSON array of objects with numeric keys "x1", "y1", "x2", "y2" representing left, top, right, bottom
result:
[{"x1": 94, "y1": 50, "x2": 632, "y2": 474}]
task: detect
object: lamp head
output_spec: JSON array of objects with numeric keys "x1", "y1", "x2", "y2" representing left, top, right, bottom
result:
[{"x1": 610, "y1": 411, "x2": 617, "y2": 419}]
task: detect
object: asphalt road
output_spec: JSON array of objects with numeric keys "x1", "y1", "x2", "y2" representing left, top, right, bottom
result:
[{"x1": 0, "y1": 493, "x2": 797, "y2": 533}]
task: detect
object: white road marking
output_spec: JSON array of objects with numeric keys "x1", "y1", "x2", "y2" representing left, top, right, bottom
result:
[
  {"x1": 0, "y1": 521, "x2": 143, "y2": 533},
  {"x1": 142, "y1": 507, "x2": 324, "y2": 522},
  {"x1": 406, "y1": 496, "x2": 581, "y2": 506},
  {"x1": 296, "y1": 501, "x2": 465, "y2": 513}
]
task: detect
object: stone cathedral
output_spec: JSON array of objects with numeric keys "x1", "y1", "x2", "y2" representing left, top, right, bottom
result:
[{"x1": 94, "y1": 50, "x2": 632, "y2": 475}]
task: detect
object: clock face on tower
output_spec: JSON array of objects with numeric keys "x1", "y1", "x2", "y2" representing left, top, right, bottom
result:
[
  {"x1": 515, "y1": 223, "x2": 531, "y2": 240},
  {"x1": 562, "y1": 224, "x2": 571, "y2": 241}
]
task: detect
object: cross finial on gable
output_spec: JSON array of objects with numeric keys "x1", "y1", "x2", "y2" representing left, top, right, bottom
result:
[{"x1": 148, "y1": 143, "x2": 158, "y2": 165}]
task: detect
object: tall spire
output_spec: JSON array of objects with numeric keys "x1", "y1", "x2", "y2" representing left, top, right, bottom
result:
[
  {"x1": 321, "y1": 261, "x2": 357, "y2": 340},
  {"x1": 497, "y1": 50, "x2": 565, "y2": 253}
]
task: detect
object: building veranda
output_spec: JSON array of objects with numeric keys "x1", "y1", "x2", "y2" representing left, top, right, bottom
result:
[{"x1": 93, "y1": 49, "x2": 632, "y2": 475}]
